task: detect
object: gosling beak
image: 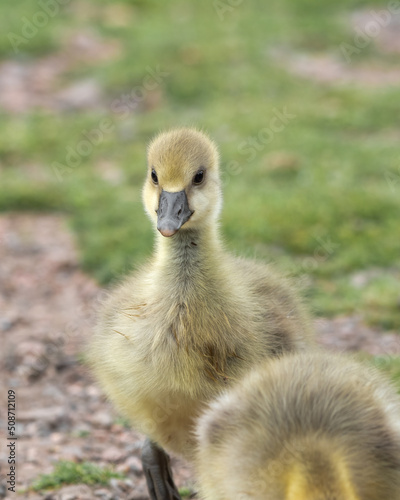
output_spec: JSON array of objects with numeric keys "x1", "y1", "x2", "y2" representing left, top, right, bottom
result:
[{"x1": 156, "y1": 190, "x2": 193, "y2": 237}]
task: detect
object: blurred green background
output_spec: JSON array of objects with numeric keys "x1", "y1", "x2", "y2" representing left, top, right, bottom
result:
[{"x1": 1, "y1": 0, "x2": 399, "y2": 330}]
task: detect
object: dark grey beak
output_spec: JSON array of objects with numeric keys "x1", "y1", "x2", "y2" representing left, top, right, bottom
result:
[{"x1": 156, "y1": 190, "x2": 193, "y2": 237}]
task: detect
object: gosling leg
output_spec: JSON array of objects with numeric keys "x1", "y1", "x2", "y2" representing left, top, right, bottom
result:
[{"x1": 141, "y1": 438, "x2": 182, "y2": 500}]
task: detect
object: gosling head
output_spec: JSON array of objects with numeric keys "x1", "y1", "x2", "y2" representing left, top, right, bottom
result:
[{"x1": 143, "y1": 128, "x2": 221, "y2": 237}]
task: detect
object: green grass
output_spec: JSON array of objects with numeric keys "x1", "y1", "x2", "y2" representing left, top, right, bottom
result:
[
  {"x1": 371, "y1": 356, "x2": 400, "y2": 390},
  {"x1": 30, "y1": 459, "x2": 193, "y2": 496},
  {"x1": 114, "y1": 415, "x2": 131, "y2": 428},
  {"x1": 179, "y1": 486, "x2": 195, "y2": 498},
  {"x1": 0, "y1": 0, "x2": 399, "y2": 329},
  {"x1": 31, "y1": 461, "x2": 124, "y2": 491}
]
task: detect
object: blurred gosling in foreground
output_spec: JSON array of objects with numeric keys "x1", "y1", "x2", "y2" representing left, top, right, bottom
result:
[{"x1": 196, "y1": 351, "x2": 400, "y2": 500}]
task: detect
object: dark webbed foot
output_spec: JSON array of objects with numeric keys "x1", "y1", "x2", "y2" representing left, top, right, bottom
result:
[{"x1": 141, "y1": 438, "x2": 182, "y2": 500}]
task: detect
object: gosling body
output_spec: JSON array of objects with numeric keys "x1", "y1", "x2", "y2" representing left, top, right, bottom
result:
[
  {"x1": 196, "y1": 351, "x2": 400, "y2": 500},
  {"x1": 89, "y1": 128, "x2": 312, "y2": 461}
]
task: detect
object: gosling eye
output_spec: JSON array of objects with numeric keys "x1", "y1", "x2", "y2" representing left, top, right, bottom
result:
[
  {"x1": 151, "y1": 168, "x2": 158, "y2": 185},
  {"x1": 193, "y1": 169, "x2": 205, "y2": 185}
]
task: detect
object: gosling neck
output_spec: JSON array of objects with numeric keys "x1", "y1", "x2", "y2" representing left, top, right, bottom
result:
[{"x1": 154, "y1": 223, "x2": 223, "y2": 274}]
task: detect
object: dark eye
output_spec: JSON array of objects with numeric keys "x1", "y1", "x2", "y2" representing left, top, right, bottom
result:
[
  {"x1": 193, "y1": 169, "x2": 205, "y2": 185},
  {"x1": 151, "y1": 168, "x2": 158, "y2": 184}
]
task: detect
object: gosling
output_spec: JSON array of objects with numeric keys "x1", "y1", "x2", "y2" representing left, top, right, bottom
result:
[
  {"x1": 89, "y1": 128, "x2": 312, "y2": 499},
  {"x1": 196, "y1": 350, "x2": 400, "y2": 500}
]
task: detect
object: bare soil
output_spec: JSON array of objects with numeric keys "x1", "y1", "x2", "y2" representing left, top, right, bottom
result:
[
  {"x1": 0, "y1": 31, "x2": 119, "y2": 114},
  {"x1": 271, "y1": 7, "x2": 400, "y2": 87}
]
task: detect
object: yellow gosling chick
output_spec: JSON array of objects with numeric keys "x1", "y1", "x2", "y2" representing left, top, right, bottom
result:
[
  {"x1": 196, "y1": 350, "x2": 400, "y2": 500},
  {"x1": 89, "y1": 128, "x2": 313, "y2": 499}
]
